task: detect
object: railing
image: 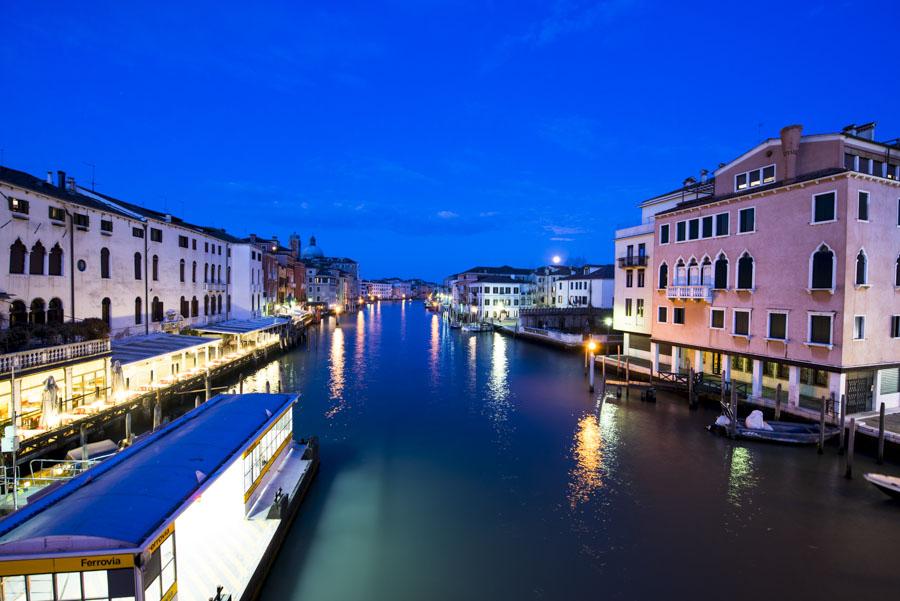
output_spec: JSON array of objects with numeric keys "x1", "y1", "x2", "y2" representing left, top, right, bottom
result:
[
  {"x1": 0, "y1": 339, "x2": 111, "y2": 375},
  {"x1": 204, "y1": 281, "x2": 227, "y2": 291},
  {"x1": 617, "y1": 255, "x2": 649, "y2": 268},
  {"x1": 520, "y1": 326, "x2": 584, "y2": 345},
  {"x1": 666, "y1": 284, "x2": 712, "y2": 301}
]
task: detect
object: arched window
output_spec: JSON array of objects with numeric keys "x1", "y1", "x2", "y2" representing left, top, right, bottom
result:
[
  {"x1": 217, "y1": 265, "x2": 222, "y2": 283},
  {"x1": 700, "y1": 257, "x2": 712, "y2": 286},
  {"x1": 9, "y1": 239, "x2": 27, "y2": 274},
  {"x1": 687, "y1": 258, "x2": 699, "y2": 285},
  {"x1": 135, "y1": 297, "x2": 143, "y2": 325},
  {"x1": 204, "y1": 295, "x2": 209, "y2": 316},
  {"x1": 152, "y1": 255, "x2": 159, "y2": 281},
  {"x1": 9, "y1": 300, "x2": 27, "y2": 327},
  {"x1": 191, "y1": 296, "x2": 198, "y2": 317},
  {"x1": 180, "y1": 259, "x2": 185, "y2": 283},
  {"x1": 100, "y1": 247, "x2": 111, "y2": 279},
  {"x1": 49, "y1": 244, "x2": 63, "y2": 276},
  {"x1": 714, "y1": 254, "x2": 728, "y2": 289},
  {"x1": 675, "y1": 259, "x2": 686, "y2": 286},
  {"x1": 29, "y1": 241, "x2": 46, "y2": 275},
  {"x1": 810, "y1": 244, "x2": 834, "y2": 290},
  {"x1": 737, "y1": 252, "x2": 754, "y2": 290},
  {"x1": 47, "y1": 298, "x2": 64, "y2": 324},
  {"x1": 217, "y1": 295, "x2": 222, "y2": 314},
  {"x1": 227, "y1": 266, "x2": 231, "y2": 285},
  {"x1": 101, "y1": 297, "x2": 111, "y2": 327},
  {"x1": 180, "y1": 296, "x2": 189, "y2": 318},
  {"x1": 204, "y1": 263, "x2": 209, "y2": 283},
  {"x1": 855, "y1": 250, "x2": 867, "y2": 286},
  {"x1": 192, "y1": 261, "x2": 197, "y2": 283},
  {"x1": 151, "y1": 296, "x2": 163, "y2": 322},
  {"x1": 134, "y1": 252, "x2": 142, "y2": 280},
  {"x1": 226, "y1": 294, "x2": 231, "y2": 313},
  {"x1": 30, "y1": 298, "x2": 46, "y2": 325}
]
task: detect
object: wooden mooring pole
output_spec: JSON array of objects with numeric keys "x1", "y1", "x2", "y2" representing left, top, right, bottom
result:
[
  {"x1": 687, "y1": 367, "x2": 695, "y2": 410},
  {"x1": 817, "y1": 395, "x2": 826, "y2": 455},
  {"x1": 205, "y1": 369, "x2": 211, "y2": 401},
  {"x1": 838, "y1": 393, "x2": 847, "y2": 455},
  {"x1": 125, "y1": 411, "x2": 133, "y2": 443},
  {"x1": 79, "y1": 425, "x2": 88, "y2": 463},
  {"x1": 625, "y1": 359, "x2": 630, "y2": 399},
  {"x1": 877, "y1": 402, "x2": 886, "y2": 465},
  {"x1": 194, "y1": 394, "x2": 201, "y2": 409},
  {"x1": 774, "y1": 383, "x2": 782, "y2": 421},
  {"x1": 729, "y1": 384, "x2": 738, "y2": 437},
  {"x1": 845, "y1": 418, "x2": 856, "y2": 479},
  {"x1": 239, "y1": 374, "x2": 244, "y2": 394}
]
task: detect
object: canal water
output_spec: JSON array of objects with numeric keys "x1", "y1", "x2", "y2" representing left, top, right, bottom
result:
[{"x1": 260, "y1": 302, "x2": 899, "y2": 600}]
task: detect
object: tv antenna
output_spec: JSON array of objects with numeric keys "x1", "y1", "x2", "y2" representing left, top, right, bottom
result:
[{"x1": 84, "y1": 162, "x2": 97, "y2": 191}]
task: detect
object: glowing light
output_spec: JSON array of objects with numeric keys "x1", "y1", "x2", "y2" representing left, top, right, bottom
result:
[
  {"x1": 586, "y1": 340, "x2": 598, "y2": 353},
  {"x1": 552, "y1": 255, "x2": 562, "y2": 264},
  {"x1": 604, "y1": 317, "x2": 612, "y2": 327}
]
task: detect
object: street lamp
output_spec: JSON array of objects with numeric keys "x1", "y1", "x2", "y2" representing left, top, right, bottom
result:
[{"x1": 586, "y1": 339, "x2": 598, "y2": 392}]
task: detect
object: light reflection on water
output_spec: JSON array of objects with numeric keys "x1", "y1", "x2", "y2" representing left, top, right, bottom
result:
[
  {"x1": 485, "y1": 333, "x2": 513, "y2": 444},
  {"x1": 568, "y1": 403, "x2": 619, "y2": 510},
  {"x1": 428, "y1": 314, "x2": 440, "y2": 386},
  {"x1": 354, "y1": 309, "x2": 366, "y2": 382},
  {"x1": 325, "y1": 325, "x2": 345, "y2": 418},
  {"x1": 727, "y1": 445, "x2": 757, "y2": 509},
  {"x1": 466, "y1": 334, "x2": 477, "y2": 395}
]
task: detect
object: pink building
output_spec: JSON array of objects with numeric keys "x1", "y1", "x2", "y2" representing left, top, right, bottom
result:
[{"x1": 651, "y1": 123, "x2": 900, "y2": 414}]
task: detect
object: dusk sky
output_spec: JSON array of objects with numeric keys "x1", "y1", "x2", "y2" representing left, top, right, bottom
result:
[{"x1": 2, "y1": 1, "x2": 899, "y2": 281}]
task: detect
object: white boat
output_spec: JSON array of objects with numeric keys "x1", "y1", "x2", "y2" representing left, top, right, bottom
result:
[
  {"x1": 864, "y1": 473, "x2": 900, "y2": 501},
  {"x1": 462, "y1": 323, "x2": 492, "y2": 332}
]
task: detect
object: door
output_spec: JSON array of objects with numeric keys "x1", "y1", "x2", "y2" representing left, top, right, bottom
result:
[{"x1": 845, "y1": 371, "x2": 874, "y2": 414}]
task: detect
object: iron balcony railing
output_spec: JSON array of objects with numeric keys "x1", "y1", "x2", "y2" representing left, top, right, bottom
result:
[{"x1": 617, "y1": 255, "x2": 649, "y2": 268}]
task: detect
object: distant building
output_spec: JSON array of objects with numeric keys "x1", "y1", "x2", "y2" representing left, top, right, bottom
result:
[
  {"x1": 554, "y1": 265, "x2": 615, "y2": 308},
  {"x1": 301, "y1": 236, "x2": 360, "y2": 310},
  {"x1": 446, "y1": 265, "x2": 535, "y2": 321}
]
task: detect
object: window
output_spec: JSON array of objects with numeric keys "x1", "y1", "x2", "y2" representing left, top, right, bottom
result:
[
  {"x1": 882, "y1": 368, "x2": 900, "y2": 396},
  {"x1": 768, "y1": 312, "x2": 787, "y2": 340},
  {"x1": 812, "y1": 192, "x2": 836, "y2": 223},
  {"x1": 134, "y1": 252, "x2": 142, "y2": 280},
  {"x1": 74, "y1": 213, "x2": 89, "y2": 228},
  {"x1": 135, "y1": 297, "x2": 142, "y2": 324},
  {"x1": 711, "y1": 214, "x2": 729, "y2": 240},
  {"x1": 637, "y1": 269, "x2": 645, "y2": 288},
  {"x1": 688, "y1": 218, "x2": 700, "y2": 240},
  {"x1": 853, "y1": 315, "x2": 865, "y2": 340},
  {"x1": 658, "y1": 262, "x2": 668, "y2": 289},
  {"x1": 152, "y1": 296, "x2": 163, "y2": 322},
  {"x1": 191, "y1": 296, "x2": 199, "y2": 317},
  {"x1": 714, "y1": 254, "x2": 728, "y2": 289},
  {"x1": 9, "y1": 239, "x2": 27, "y2": 274},
  {"x1": 150, "y1": 227, "x2": 163, "y2": 242},
  {"x1": 657, "y1": 306, "x2": 668, "y2": 323},
  {"x1": 8, "y1": 196, "x2": 29, "y2": 214},
  {"x1": 192, "y1": 260, "x2": 197, "y2": 283},
  {"x1": 710, "y1": 308, "x2": 725, "y2": 329},
  {"x1": 855, "y1": 250, "x2": 867, "y2": 286},
  {"x1": 808, "y1": 313, "x2": 833, "y2": 346},
  {"x1": 845, "y1": 153, "x2": 856, "y2": 170},
  {"x1": 133, "y1": 226, "x2": 144, "y2": 238},
  {"x1": 857, "y1": 191, "x2": 869, "y2": 221},
  {"x1": 859, "y1": 157, "x2": 871, "y2": 174},
  {"x1": 179, "y1": 259, "x2": 185, "y2": 282},
  {"x1": 738, "y1": 207, "x2": 755, "y2": 233},
  {"x1": 29, "y1": 298, "x2": 46, "y2": 325},
  {"x1": 896, "y1": 256, "x2": 900, "y2": 286},
  {"x1": 673, "y1": 307, "x2": 685, "y2": 324},
  {"x1": 180, "y1": 296, "x2": 189, "y2": 318},
  {"x1": 636, "y1": 299, "x2": 644, "y2": 317},
  {"x1": 101, "y1": 219, "x2": 113, "y2": 233},
  {"x1": 810, "y1": 244, "x2": 835, "y2": 290},
  {"x1": 700, "y1": 257, "x2": 712, "y2": 285},
  {"x1": 47, "y1": 298, "x2": 63, "y2": 324},
  {"x1": 626, "y1": 271, "x2": 633, "y2": 288},
  {"x1": 29, "y1": 241, "x2": 45, "y2": 275},
  {"x1": 152, "y1": 254, "x2": 159, "y2": 281},
  {"x1": 736, "y1": 252, "x2": 754, "y2": 290},
  {"x1": 49, "y1": 206, "x2": 65, "y2": 221},
  {"x1": 624, "y1": 298, "x2": 632, "y2": 317},
  {"x1": 659, "y1": 224, "x2": 670, "y2": 244},
  {"x1": 101, "y1": 247, "x2": 110, "y2": 278},
  {"x1": 179, "y1": 235, "x2": 189, "y2": 248},
  {"x1": 733, "y1": 309, "x2": 750, "y2": 337},
  {"x1": 676, "y1": 221, "x2": 686, "y2": 242},
  {"x1": 891, "y1": 315, "x2": 900, "y2": 338},
  {"x1": 735, "y1": 164, "x2": 775, "y2": 191},
  {"x1": 101, "y1": 297, "x2": 111, "y2": 327},
  {"x1": 49, "y1": 243, "x2": 63, "y2": 276},
  {"x1": 701, "y1": 215, "x2": 714, "y2": 238},
  {"x1": 204, "y1": 295, "x2": 209, "y2": 316},
  {"x1": 192, "y1": 239, "x2": 197, "y2": 250}
]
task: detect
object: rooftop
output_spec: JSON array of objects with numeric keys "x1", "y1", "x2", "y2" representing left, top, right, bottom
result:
[
  {"x1": 194, "y1": 316, "x2": 290, "y2": 336},
  {"x1": 0, "y1": 393, "x2": 296, "y2": 553},
  {"x1": 111, "y1": 333, "x2": 220, "y2": 365},
  {"x1": 559, "y1": 265, "x2": 615, "y2": 280}
]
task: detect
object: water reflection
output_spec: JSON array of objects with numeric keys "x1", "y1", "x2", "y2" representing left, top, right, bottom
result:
[
  {"x1": 485, "y1": 333, "x2": 513, "y2": 444},
  {"x1": 726, "y1": 445, "x2": 757, "y2": 509},
  {"x1": 325, "y1": 325, "x2": 345, "y2": 418},
  {"x1": 466, "y1": 335, "x2": 477, "y2": 395},
  {"x1": 568, "y1": 404, "x2": 619, "y2": 510},
  {"x1": 429, "y1": 314, "x2": 440, "y2": 385},
  {"x1": 241, "y1": 359, "x2": 283, "y2": 393},
  {"x1": 355, "y1": 309, "x2": 366, "y2": 381}
]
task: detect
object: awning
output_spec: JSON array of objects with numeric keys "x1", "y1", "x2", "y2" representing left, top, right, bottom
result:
[
  {"x1": 193, "y1": 316, "x2": 290, "y2": 336},
  {"x1": 111, "y1": 333, "x2": 220, "y2": 365}
]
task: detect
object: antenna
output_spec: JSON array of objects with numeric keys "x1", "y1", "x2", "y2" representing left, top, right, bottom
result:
[{"x1": 83, "y1": 162, "x2": 97, "y2": 191}]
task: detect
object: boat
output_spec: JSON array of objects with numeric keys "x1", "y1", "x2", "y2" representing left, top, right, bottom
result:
[
  {"x1": 462, "y1": 323, "x2": 492, "y2": 332},
  {"x1": 449, "y1": 320, "x2": 462, "y2": 329},
  {"x1": 708, "y1": 407, "x2": 839, "y2": 445},
  {"x1": 864, "y1": 473, "x2": 900, "y2": 501}
]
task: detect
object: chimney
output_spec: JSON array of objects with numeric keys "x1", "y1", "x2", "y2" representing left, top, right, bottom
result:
[
  {"x1": 699, "y1": 169, "x2": 709, "y2": 183},
  {"x1": 46, "y1": 171, "x2": 53, "y2": 184},
  {"x1": 66, "y1": 177, "x2": 76, "y2": 192},
  {"x1": 855, "y1": 122, "x2": 876, "y2": 141},
  {"x1": 780, "y1": 124, "x2": 802, "y2": 181},
  {"x1": 57, "y1": 170, "x2": 66, "y2": 189}
]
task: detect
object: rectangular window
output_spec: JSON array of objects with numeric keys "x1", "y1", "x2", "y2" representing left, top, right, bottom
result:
[
  {"x1": 734, "y1": 165, "x2": 774, "y2": 191},
  {"x1": 736, "y1": 173, "x2": 748, "y2": 190},
  {"x1": 626, "y1": 271, "x2": 633, "y2": 288},
  {"x1": 882, "y1": 368, "x2": 900, "y2": 395},
  {"x1": 150, "y1": 227, "x2": 163, "y2": 242},
  {"x1": 892, "y1": 315, "x2": 900, "y2": 338},
  {"x1": 858, "y1": 157, "x2": 871, "y2": 174},
  {"x1": 844, "y1": 153, "x2": 856, "y2": 171},
  {"x1": 673, "y1": 307, "x2": 685, "y2": 324},
  {"x1": 179, "y1": 235, "x2": 189, "y2": 248},
  {"x1": 853, "y1": 315, "x2": 865, "y2": 340},
  {"x1": 710, "y1": 308, "x2": 725, "y2": 329},
  {"x1": 676, "y1": 221, "x2": 686, "y2": 242},
  {"x1": 101, "y1": 219, "x2": 113, "y2": 232},
  {"x1": 8, "y1": 197, "x2": 29, "y2": 214},
  {"x1": 738, "y1": 207, "x2": 755, "y2": 233},
  {"x1": 809, "y1": 314, "x2": 833, "y2": 346},
  {"x1": 74, "y1": 213, "x2": 89, "y2": 228},
  {"x1": 701, "y1": 215, "x2": 714, "y2": 238},
  {"x1": 857, "y1": 191, "x2": 869, "y2": 221},
  {"x1": 636, "y1": 298, "x2": 644, "y2": 317},
  {"x1": 637, "y1": 269, "x2": 645, "y2": 288},
  {"x1": 812, "y1": 192, "x2": 836, "y2": 223},
  {"x1": 625, "y1": 298, "x2": 632, "y2": 317},
  {"x1": 192, "y1": 239, "x2": 197, "y2": 250},
  {"x1": 688, "y1": 218, "x2": 699, "y2": 240},
  {"x1": 659, "y1": 224, "x2": 670, "y2": 244},
  {"x1": 873, "y1": 160, "x2": 884, "y2": 177},
  {"x1": 733, "y1": 309, "x2": 750, "y2": 336},
  {"x1": 132, "y1": 227, "x2": 144, "y2": 238},
  {"x1": 48, "y1": 206, "x2": 65, "y2": 221},
  {"x1": 715, "y1": 212, "x2": 729, "y2": 236},
  {"x1": 768, "y1": 312, "x2": 787, "y2": 340},
  {"x1": 762, "y1": 164, "x2": 775, "y2": 184},
  {"x1": 657, "y1": 306, "x2": 668, "y2": 323}
]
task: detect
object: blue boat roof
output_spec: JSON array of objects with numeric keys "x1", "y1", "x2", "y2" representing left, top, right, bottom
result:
[{"x1": 0, "y1": 393, "x2": 296, "y2": 553}]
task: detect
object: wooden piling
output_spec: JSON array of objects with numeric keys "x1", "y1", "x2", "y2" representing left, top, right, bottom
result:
[
  {"x1": 720, "y1": 371, "x2": 726, "y2": 409},
  {"x1": 877, "y1": 402, "x2": 886, "y2": 465},
  {"x1": 79, "y1": 425, "x2": 88, "y2": 463},
  {"x1": 205, "y1": 370, "x2": 211, "y2": 401},
  {"x1": 125, "y1": 411, "x2": 132, "y2": 443},
  {"x1": 817, "y1": 395, "x2": 826, "y2": 455},
  {"x1": 194, "y1": 394, "x2": 201, "y2": 409},
  {"x1": 239, "y1": 374, "x2": 244, "y2": 394},
  {"x1": 265, "y1": 380, "x2": 271, "y2": 394},
  {"x1": 688, "y1": 367, "x2": 695, "y2": 410},
  {"x1": 838, "y1": 393, "x2": 847, "y2": 455},
  {"x1": 153, "y1": 401, "x2": 161, "y2": 431},
  {"x1": 774, "y1": 383, "x2": 782, "y2": 421},
  {"x1": 602, "y1": 356, "x2": 606, "y2": 382},
  {"x1": 729, "y1": 384, "x2": 738, "y2": 438},
  {"x1": 845, "y1": 417, "x2": 856, "y2": 479}
]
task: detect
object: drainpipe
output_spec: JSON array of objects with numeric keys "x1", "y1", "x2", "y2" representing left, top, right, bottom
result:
[{"x1": 63, "y1": 208, "x2": 76, "y2": 323}]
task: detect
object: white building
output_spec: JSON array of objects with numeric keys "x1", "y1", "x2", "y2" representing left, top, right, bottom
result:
[
  {"x1": 533, "y1": 265, "x2": 576, "y2": 307},
  {"x1": 447, "y1": 266, "x2": 535, "y2": 321},
  {"x1": 554, "y1": 265, "x2": 615, "y2": 308},
  {"x1": 229, "y1": 241, "x2": 266, "y2": 319}
]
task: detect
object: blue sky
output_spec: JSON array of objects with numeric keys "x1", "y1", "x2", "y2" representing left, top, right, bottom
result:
[{"x1": 2, "y1": 1, "x2": 899, "y2": 281}]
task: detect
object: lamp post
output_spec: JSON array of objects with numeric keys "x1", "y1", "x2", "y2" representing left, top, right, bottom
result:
[{"x1": 586, "y1": 340, "x2": 598, "y2": 392}]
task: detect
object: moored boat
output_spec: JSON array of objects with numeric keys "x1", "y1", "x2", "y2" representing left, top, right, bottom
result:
[
  {"x1": 708, "y1": 408, "x2": 839, "y2": 445},
  {"x1": 864, "y1": 473, "x2": 900, "y2": 501},
  {"x1": 462, "y1": 323, "x2": 492, "y2": 332}
]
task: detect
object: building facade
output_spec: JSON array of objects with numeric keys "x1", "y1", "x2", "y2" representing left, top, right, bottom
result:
[{"x1": 554, "y1": 265, "x2": 615, "y2": 308}]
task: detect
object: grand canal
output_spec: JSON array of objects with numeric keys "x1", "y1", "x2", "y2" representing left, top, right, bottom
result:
[{"x1": 260, "y1": 302, "x2": 899, "y2": 600}]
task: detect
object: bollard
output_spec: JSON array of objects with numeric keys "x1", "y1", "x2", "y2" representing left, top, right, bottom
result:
[
  {"x1": 125, "y1": 411, "x2": 133, "y2": 443},
  {"x1": 838, "y1": 394, "x2": 847, "y2": 455},
  {"x1": 817, "y1": 396, "x2": 826, "y2": 454},
  {"x1": 845, "y1": 418, "x2": 856, "y2": 479},
  {"x1": 877, "y1": 402, "x2": 886, "y2": 465},
  {"x1": 239, "y1": 374, "x2": 244, "y2": 394},
  {"x1": 775, "y1": 383, "x2": 782, "y2": 421},
  {"x1": 195, "y1": 394, "x2": 201, "y2": 409},
  {"x1": 265, "y1": 380, "x2": 271, "y2": 394},
  {"x1": 205, "y1": 370, "x2": 211, "y2": 402},
  {"x1": 153, "y1": 401, "x2": 162, "y2": 431},
  {"x1": 588, "y1": 351, "x2": 595, "y2": 393}
]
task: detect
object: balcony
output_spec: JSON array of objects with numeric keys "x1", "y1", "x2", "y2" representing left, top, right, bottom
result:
[
  {"x1": 204, "y1": 281, "x2": 227, "y2": 292},
  {"x1": 0, "y1": 339, "x2": 111, "y2": 376},
  {"x1": 666, "y1": 283, "x2": 712, "y2": 302},
  {"x1": 617, "y1": 255, "x2": 648, "y2": 268}
]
